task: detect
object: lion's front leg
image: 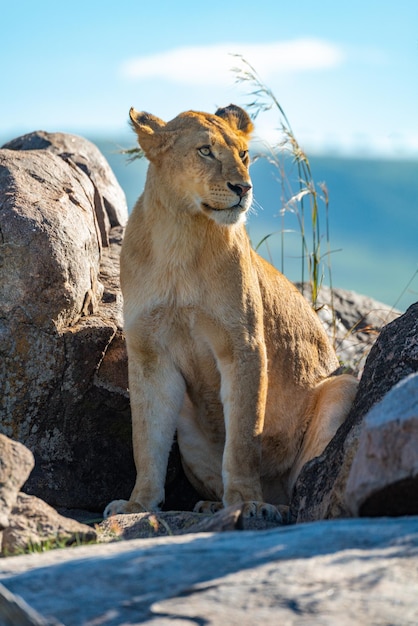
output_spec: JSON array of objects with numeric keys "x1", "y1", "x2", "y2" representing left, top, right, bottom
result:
[
  {"x1": 104, "y1": 343, "x2": 185, "y2": 518},
  {"x1": 190, "y1": 340, "x2": 274, "y2": 520},
  {"x1": 219, "y1": 340, "x2": 268, "y2": 508},
  {"x1": 222, "y1": 348, "x2": 267, "y2": 504}
]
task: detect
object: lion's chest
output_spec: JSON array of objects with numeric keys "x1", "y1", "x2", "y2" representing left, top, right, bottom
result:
[{"x1": 134, "y1": 300, "x2": 220, "y2": 389}]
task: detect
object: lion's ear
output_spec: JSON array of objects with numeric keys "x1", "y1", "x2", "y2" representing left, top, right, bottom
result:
[
  {"x1": 215, "y1": 104, "x2": 254, "y2": 138},
  {"x1": 129, "y1": 108, "x2": 176, "y2": 161}
]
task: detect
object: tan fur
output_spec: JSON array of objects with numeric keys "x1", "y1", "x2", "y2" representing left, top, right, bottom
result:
[{"x1": 104, "y1": 104, "x2": 358, "y2": 520}]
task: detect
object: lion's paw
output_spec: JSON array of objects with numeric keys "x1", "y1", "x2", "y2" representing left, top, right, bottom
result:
[
  {"x1": 193, "y1": 500, "x2": 224, "y2": 514},
  {"x1": 103, "y1": 499, "x2": 129, "y2": 518},
  {"x1": 240, "y1": 501, "x2": 283, "y2": 523}
]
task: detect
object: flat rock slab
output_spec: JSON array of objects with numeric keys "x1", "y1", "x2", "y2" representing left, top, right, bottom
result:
[{"x1": 0, "y1": 516, "x2": 417, "y2": 625}]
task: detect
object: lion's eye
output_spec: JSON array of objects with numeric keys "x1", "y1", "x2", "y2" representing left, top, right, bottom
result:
[
  {"x1": 198, "y1": 146, "x2": 213, "y2": 157},
  {"x1": 239, "y1": 150, "x2": 248, "y2": 160}
]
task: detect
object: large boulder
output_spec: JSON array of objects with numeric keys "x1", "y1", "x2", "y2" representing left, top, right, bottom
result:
[
  {"x1": 290, "y1": 302, "x2": 418, "y2": 522},
  {"x1": 0, "y1": 133, "x2": 133, "y2": 511}
]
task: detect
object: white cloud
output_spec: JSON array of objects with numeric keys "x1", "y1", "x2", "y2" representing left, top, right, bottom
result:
[{"x1": 120, "y1": 39, "x2": 344, "y2": 86}]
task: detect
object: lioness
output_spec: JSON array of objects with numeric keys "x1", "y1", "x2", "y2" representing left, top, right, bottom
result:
[{"x1": 105, "y1": 104, "x2": 357, "y2": 521}]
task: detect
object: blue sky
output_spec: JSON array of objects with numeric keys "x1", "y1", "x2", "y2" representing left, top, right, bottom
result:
[{"x1": 1, "y1": 0, "x2": 418, "y2": 157}]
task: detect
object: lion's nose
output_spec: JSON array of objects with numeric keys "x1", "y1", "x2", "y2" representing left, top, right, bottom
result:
[{"x1": 227, "y1": 182, "x2": 252, "y2": 198}]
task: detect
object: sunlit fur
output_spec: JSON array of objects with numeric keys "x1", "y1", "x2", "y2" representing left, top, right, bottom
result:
[{"x1": 104, "y1": 104, "x2": 358, "y2": 520}]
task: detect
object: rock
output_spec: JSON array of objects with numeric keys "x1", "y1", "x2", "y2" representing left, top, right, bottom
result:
[
  {"x1": 0, "y1": 436, "x2": 34, "y2": 531},
  {"x1": 0, "y1": 516, "x2": 417, "y2": 624},
  {"x1": 0, "y1": 134, "x2": 133, "y2": 511},
  {"x1": 299, "y1": 283, "x2": 400, "y2": 377},
  {"x1": 345, "y1": 372, "x2": 418, "y2": 516},
  {"x1": 97, "y1": 504, "x2": 286, "y2": 541},
  {"x1": 0, "y1": 434, "x2": 93, "y2": 558},
  {"x1": 1, "y1": 494, "x2": 96, "y2": 556},
  {"x1": 290, "y1": 302, "x2": 418, "y2": 522},
  {"x1": 3, "y1": 130, "x2": 128, "y2": 233},
  {"x1": 0, "y1": 148, "x2": 102, "y2": 329},
  {"x1": 352, "y1": 301, "x2": 418, "y2": 407},
  {"x1": 0, "y1": 582, "x2": 59, "y2": 626},
  {"x1": 98, "y1": 511, "x2": 209, "y2": 541}
]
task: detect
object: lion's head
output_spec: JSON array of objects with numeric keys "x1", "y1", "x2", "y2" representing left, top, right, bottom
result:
[{"x1": 129, "y1": 104, "x2": 254, "y2": 226}]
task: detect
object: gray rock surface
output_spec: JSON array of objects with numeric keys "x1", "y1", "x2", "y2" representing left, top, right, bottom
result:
[
  {"x1": 2, "y1": 493, "x2": 96, "y2": 556},
  {"x1": 3, "y1": 130, "x2": 128, "y2": 233},
  {"x1": 320, "y1": 285, "x2": 400, "y2": 335},
  {"x1": 0, "y1": 582, "x2": 57, "y2": 626},
  {"x1": 0, "y1": 435, "x2": 34, "y2": 531},
  {"x1": 0, "y1": 147, "x2": 102, "y2": 329},
  {"x1": 0, "y1": 432, "x2": 95, "y2": 557},
  {"x1": 0, "y1": 516, "x2": 417, "y2": 625},
  {"x1": 0, "y1": 135, "x2": 132, "y2": 511},
  {"x1": 301, "y1": 283, "x2": 400, "y2": 377},
  {"x1": 291, "y1": 302, "x2": 418, "y2": 522},
  {"x1": 345, "y1": 372, "x2": 418, "y2": 516}
]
